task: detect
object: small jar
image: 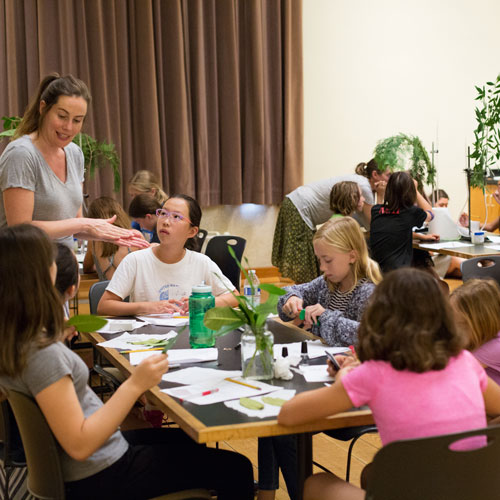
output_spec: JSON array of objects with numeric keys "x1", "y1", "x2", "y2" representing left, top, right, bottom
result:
[{"x1": 189, "y1": 283, "x2": 215, "y2": 348}]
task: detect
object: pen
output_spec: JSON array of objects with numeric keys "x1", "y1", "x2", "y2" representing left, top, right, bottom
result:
[
  {"x1": 224, "y1": 377, "x2": 261, "y2": 390},
  {"x1": 122, "y1": 347, "x2": 164, "y2": 354},
  {"x1": 180, "y1": 388, "x2": 219, "y2": 402}
]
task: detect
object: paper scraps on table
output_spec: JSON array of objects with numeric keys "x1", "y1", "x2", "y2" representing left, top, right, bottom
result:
[
  {"x1": 136, "y1": 314, "x2": 189, "y2": 327},
  {"x1": 97, "y1": 331, "x2": 177, "y2": 350},
  {"x1": 224, "y1": 389, "x2": 296, "y2": 418},
  {"x1": 129, "y1": 347, "x2": 218, "y2": 366},
  {"x1": 96, "y1": 319, "x2": 148, "y2": 333}
]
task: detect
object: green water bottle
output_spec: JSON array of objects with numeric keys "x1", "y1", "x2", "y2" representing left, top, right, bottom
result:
[{"x1": 189, "y1": 282, "x2": 215, "y2": 348}]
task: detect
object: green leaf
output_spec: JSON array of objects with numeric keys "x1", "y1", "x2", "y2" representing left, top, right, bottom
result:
[
  {"x1": 204, "y1": 306, "x2": 243, "y2": 330},
  {"x1": 67, "y1": 314, "x2": 107, "y2": 333},
  {"x1": 239, "y1": 397, "x2": 264, "y2": 410},
  {"x1": 262, "y1": 396, "x2": 287, "y2": 407},
  {"x1": 260, "y1": 283, "x2": 287, "y2": 296},
  {"x1": 213, "y1": 321, "x2": 245, "y2": 338},
  {"x1": 161, "y1": 335, "x2": 179, "y2": 353}
]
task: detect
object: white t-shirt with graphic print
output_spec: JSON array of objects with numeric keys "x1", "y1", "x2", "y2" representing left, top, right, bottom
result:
[{"x1": 106, "y1": 247, "x2": 234, "y2": 302}]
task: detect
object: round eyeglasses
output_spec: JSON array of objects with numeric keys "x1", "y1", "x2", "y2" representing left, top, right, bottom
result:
[{"x1": 155, "y1": 209, "x2": 193, "y2": 225}]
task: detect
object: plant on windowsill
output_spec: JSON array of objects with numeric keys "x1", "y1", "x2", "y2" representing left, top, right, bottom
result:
[
  {"x1": 203, "y1": 246, "x2": 286, "y2": 380},
  {"x1": 374, "y1": 133, "x2": 436, "y2": 186},
  {"x1": 469, "y1": 74, "x2": 500, "y2": 189},
  {"x1": 0, "y1": 116, "x2": 122, "y2": 191}
]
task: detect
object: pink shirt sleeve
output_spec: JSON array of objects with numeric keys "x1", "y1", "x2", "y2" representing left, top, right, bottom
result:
[
  {"x1": 464, "y1": 349, "x2": 488, "y2": 392},
  {"x1": 341, "y1": 361, "x2": 383, "y2": 407}
]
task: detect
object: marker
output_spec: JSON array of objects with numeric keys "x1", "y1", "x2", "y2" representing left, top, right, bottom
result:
[
  {"x1": 180, "y1": 388, "x2": 219, "y2": 402},
  {"x1": 224, "y1": 377, "x2": 261, "y2": 390},
  {"x1": 122, "y1": 347, "x2": 164, "y2": 354}
]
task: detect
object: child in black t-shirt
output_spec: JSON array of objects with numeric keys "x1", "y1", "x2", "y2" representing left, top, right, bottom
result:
[{"x1": 369, "y1": 171, "x2": 433, "y2": 273}]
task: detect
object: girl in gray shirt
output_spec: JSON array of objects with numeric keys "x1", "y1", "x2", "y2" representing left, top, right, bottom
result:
[{"x1": 0, "y1": 224, "x2": 254, "y2": 500}]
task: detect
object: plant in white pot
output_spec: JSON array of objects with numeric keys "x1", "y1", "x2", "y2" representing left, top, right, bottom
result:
[{"x1": 204, "y1": 246, "x2": 286, "y2": 380}]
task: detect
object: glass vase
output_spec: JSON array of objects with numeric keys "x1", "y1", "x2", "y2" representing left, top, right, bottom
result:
[{"x1": 241, "y1": 325, "x2": 274, "y2": 380}]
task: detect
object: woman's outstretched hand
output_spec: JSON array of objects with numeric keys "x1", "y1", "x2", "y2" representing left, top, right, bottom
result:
[{"x1": 75, "y1": 217, "x2": 150, "y2": 248}]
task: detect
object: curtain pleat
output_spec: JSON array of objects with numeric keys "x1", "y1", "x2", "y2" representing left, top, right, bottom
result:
[{"x1": 0, "y1": 0, "x2": 302, "y2": 206}]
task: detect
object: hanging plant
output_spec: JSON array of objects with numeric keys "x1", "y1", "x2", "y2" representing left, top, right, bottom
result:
[
  {"x1": 469, "y1": 74, "x2": 500, "y2": 189},
  {"x1": 0, "y1": 116, "x2": 121, "y2": 191},
  {"x1": 374, "y1": 133, "x2": 435, "y2": 186}
]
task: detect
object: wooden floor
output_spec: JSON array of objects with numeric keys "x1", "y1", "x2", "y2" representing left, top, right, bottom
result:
[{"x1": 212, "y1": 432, "x2": 382, "y2": 499}]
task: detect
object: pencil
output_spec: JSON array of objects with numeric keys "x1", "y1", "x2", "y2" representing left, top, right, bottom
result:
[
  {"x1": 122, "y1": 347, "x2": 164, "y2": 354},
  {"x1": 224, "y1": 377, "x2": 261, "y2": 390}
]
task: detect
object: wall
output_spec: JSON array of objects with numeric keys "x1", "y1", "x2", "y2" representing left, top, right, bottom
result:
[
  {"x1": 303, "y1": 0, "x2": 500, "y2": 217},
  {"x1": 208, "y1": 0, "x2": 500, "y2": 267}
]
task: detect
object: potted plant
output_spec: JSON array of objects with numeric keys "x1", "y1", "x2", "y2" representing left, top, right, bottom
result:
[
  {"x1": 374, "y1": 133, "x2": 436, "y2": 187},
  {"x1": 204, "y1": 246, "x2": 286, "y2": 380},
  {"x1": 469, "y1": 74, "x2": 500, "y2": 188},
  {"x1": 0, "y1": 116, "x2": 122, "y2": 191}
]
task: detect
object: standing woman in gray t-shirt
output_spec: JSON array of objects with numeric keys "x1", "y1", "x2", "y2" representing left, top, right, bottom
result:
[
  {"x1": 0, "y1": 74, "x2": 147, "y2": 250},
  {"x1": 272, "y1": 159, "x2": 390, "y2": 284}
]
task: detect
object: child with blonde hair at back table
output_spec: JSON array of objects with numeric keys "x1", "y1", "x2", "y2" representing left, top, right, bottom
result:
[
  {"x1": 451, "y1": 279, "x2": 500, "y2": 386},
  {"x1": 278, "y1": 268, "x2": 500, "y2": 500}
]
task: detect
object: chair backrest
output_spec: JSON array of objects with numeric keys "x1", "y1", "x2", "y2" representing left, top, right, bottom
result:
[
  {"x1": 88, "y1": 280, "x2": 110, "y2": 314},
  {"x1": 195, "y1": 229, "x2": 208, "y2": 253},
  {"x1": 0, "y1": 400, "x2": 26, "y2": 467},
  {"x1": 365, "y1": 425, "x2": 500, "y2": 500},
  {"x1": 7, "y1": 391, "x2": 65, "y2": 500},
  {"x1": 461, "y1": 255, "x2": 500, "y2": 285},
  {"x1": 204, "y1": 235, "x2": 246, "y2": 291}
]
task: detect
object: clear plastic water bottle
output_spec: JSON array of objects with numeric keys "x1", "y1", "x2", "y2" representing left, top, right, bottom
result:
[
  {"x1": 189, "y1": 282, "x2": 215, "y2": 348},
  {"x1": 243, "y1": 270, "x2": 261, "y2": 307}
]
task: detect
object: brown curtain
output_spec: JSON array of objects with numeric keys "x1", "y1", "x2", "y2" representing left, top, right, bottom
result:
[{"x1": 0, "y1": 0, "x2": 303, "y2": 206}]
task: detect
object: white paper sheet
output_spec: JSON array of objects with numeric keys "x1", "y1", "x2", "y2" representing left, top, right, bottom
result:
[
  {"x1": 129, "y1": 348, "x2": 218, "y2": 366},
  {"x1": 485, "y1": 244, "x2": 500, "y2": 251},
  {"x1": 96, "y1": 319, "x2": 148, "y2": 333},
  {"x1": 162, "y1": 376, "x2": 282, "y2": 405},
  {"x1": 162, "y1": 367, "x2": 242, "y2": 385},
  {"x1": 418, "y1": 241, "x2": 474, "y2": 250},
  {"x1": 136, "y1": 314, "x2": 189, "y2": 326},
  {"x1": 298, "y1": 364, "x2": 334, "y2": 383},
  {"x1": 97, "y1": 331, "x2": 177, "y2": 350},
  {"x1": 273, "y1": 341, "x2": 350, "y2": 360},
  {"x1": 487, "y1": 235, "x2": 500, "y2": 244},
  {"x1": 224, "y1": 389, "x2": 296, "y2": 418}
]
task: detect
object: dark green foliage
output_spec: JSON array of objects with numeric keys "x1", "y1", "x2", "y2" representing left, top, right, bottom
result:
[
  {"x1": 469, "y1": 74, "x2": 500, "y2": 188},
  {"x1": 374, "y1": 133, "x2": 435, "y2": 186}
]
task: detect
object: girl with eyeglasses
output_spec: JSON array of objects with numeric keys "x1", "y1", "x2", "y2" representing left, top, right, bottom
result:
[{"x1": 98, "y1": 194, "x2": 238, "y2": 316}]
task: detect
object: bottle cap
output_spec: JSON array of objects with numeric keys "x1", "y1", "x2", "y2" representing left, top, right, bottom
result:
[
  {"x1": 192, "y1": 282, "x2": 212, "y2": 294},
  {"x1": 281, "y1": 346, "x2": 288, "y2": 358},
  {"x1": 301, "y1": 341, "x2": 308, "y2": 354}
]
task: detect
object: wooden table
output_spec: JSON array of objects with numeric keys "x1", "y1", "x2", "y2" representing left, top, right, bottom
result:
[
  {"x1": 413, "y1": 239, "x2": 500, "y2": 259},
  {"x1": 88, "y1": 318, "x2": 374, "y2": 496}
]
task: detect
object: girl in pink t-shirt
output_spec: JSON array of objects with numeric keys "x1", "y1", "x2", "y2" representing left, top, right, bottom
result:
[
  {"x1": 451, "y1": 278, "x2": 500, "y2": 386},
  {"x1": 278, "y1": 268, "x2": 500, "y2": 500}
]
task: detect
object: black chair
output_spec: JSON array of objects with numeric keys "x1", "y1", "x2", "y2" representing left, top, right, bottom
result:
[
  {"x1": 315, "y1": 425, "x2": 378, "y2": 482},
  {"x1": 0, "y1": 401, "x2": 27, "y2": 500},
  {"x1": 204, "y1": 235, "x2": 246, "y2": 291},
  {"x1": 195, "y1": 229, "x2": 208, "y2": 252},
  {"x1": 7, "y1": 391, "x2": 212, "y2": 500},
  {"x1": 365, "y1": 425, "x2": 500, "y2": 500},
  {"x1": 88, "y1": 280, "x2": 110, "y2": 315},
  {"x1": 461, "y1": 255, "x2": 500, "y2": 285}
]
